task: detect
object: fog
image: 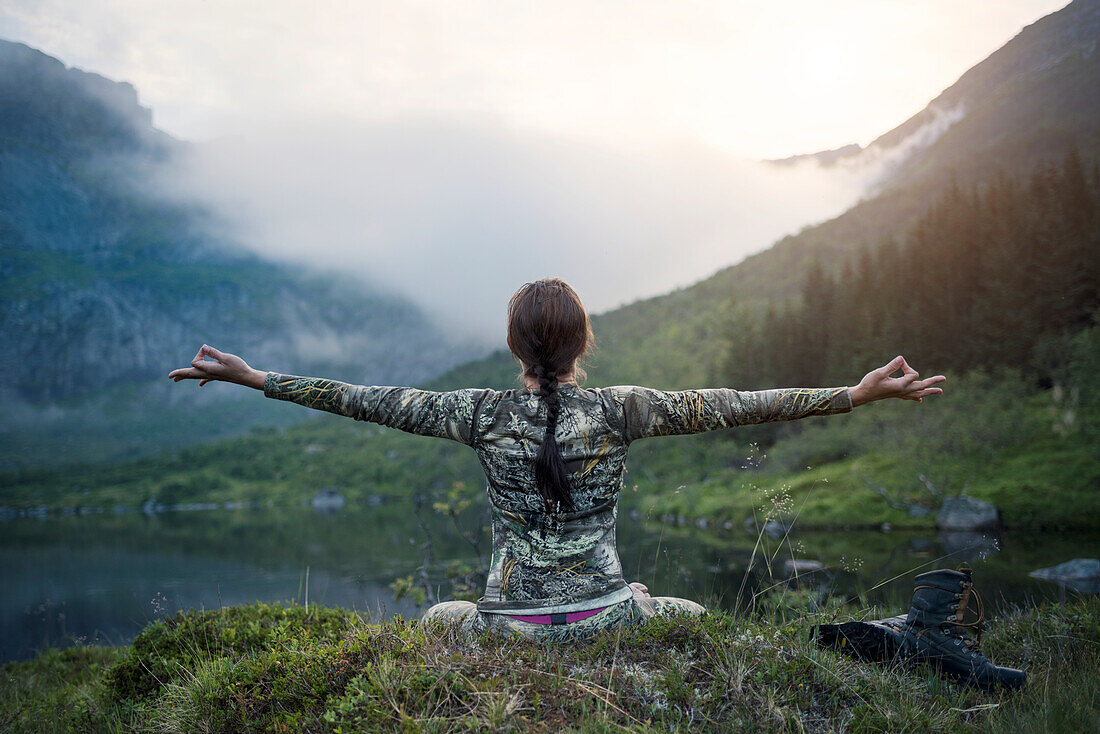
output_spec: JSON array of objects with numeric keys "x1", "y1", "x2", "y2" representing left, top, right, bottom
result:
[{"x1": 164, "y1": 115, "x2": 874, "y2": 343}]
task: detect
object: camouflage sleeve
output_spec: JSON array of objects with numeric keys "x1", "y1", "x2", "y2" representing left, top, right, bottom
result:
[
  {"x1": 614, "y1": 385, "x2": 852, "y2": 442},
  {"x1": 263, "y1": 372, "x2": 488, "y2": 444}
]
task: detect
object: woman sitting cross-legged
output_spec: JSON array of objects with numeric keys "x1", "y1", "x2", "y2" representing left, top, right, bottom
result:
[{"x1": 169, "y1": 277, "x2": 944, "y2": 643}]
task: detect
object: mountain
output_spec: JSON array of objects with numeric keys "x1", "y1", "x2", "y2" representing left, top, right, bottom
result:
[
  {"x1": 434, "y1": 0, "x2": 1100, "y2": 393},
  {"x1": 0, "y1": 40, "x2": 476, "y2": 468}
]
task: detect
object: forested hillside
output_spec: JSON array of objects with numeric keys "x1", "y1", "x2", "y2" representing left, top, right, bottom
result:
[{"x1": 725, "y1": 148, "x2": 1099, "y2": 390}]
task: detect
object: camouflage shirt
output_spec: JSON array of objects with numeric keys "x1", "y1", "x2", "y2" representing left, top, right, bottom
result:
[{"x1": 265, "y1": 373, "x2": 852, "y2": 614}]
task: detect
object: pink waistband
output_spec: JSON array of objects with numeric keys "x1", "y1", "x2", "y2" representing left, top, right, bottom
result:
[{"x1": 507, "y1": 606, "x2": 607, "y2": 625}]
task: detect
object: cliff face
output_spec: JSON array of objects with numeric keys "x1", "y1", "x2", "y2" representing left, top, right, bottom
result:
[{"x1": 0, "y1": 41, "x2": 475, "y2": 466}]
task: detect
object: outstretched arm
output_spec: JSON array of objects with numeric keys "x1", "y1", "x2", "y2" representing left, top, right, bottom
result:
[
  {"x1": 169, "y1": 345, "x2": 486, "y2": 442},
  {"x1": 618, "y1": 355, "x2": 944, "y2": 441}
]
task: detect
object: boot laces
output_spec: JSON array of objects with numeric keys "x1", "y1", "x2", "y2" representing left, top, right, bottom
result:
[
  {"x1": 913, "y1": 567, "x2": 985, "y2": 651},
  {"x1": 949, "y1": 568, "x2": 984, "y2": 649}
]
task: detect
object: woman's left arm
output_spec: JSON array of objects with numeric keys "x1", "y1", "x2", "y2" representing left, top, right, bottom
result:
[
  {"x1": 169, "y1": 344, "x2": 486, "y2": 443},
  {"x1": 263, "y1": 372, "x2": 486, "y2": 443}
]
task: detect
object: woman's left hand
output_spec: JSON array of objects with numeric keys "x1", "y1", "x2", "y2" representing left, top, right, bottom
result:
[{"x1": 849, "y1": 355, "x2": 945, "y2": 407}]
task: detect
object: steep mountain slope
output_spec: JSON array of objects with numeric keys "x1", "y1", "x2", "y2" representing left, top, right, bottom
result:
[
  {"x1": 435, "y1": 0, "x2": 1100, "y2": 392},
  {"x1": 0, "y1": 40, "x2": 474, "y2": 468}
]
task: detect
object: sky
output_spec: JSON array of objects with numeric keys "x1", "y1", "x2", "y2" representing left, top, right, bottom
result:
[{"x1": 0, "y1": 0, "x2": 1072, "y2": 339}]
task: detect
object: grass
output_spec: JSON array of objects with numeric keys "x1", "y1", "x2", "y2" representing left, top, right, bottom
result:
[{"x1": 2, "y1": 595, "x2": 1096, "y2": 733}]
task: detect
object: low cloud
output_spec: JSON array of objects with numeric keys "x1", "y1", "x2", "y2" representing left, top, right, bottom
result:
[
  {"x1": 162, "y1": 115, "x2": 868, "y2": 343},
  {"x1": 851, "y1": 103, "x2": 967, "y2": 191}
]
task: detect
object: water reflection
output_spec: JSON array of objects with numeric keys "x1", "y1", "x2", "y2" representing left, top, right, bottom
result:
[{"x1": 2, "y1": 503, "x2": 1096, "y2": 663}]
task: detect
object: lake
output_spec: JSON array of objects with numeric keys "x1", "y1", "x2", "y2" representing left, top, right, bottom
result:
[{"x1": 3, "y1": 502, "x2": 1096, "y2": 663}]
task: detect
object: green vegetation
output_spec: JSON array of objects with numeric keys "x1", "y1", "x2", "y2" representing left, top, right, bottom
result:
[
  {"x1": 634, "y1": 366, "x2": 1100, "y2": 530},
  {"x1": 3, "y1": 595, "x2": 1096, "y2": 732}
]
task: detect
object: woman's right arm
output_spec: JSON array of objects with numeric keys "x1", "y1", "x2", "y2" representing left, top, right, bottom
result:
[{"x1": 617, "y1": 356, "x2": 944, "y2": 442}]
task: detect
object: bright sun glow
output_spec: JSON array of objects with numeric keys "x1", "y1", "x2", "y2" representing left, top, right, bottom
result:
[{"x1": 0, "y1": 0, "x2": 1070, "y2": 158}]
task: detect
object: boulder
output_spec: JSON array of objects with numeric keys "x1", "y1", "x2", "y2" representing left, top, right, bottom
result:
[
  {"x1": 763, "y1": 519, "x2": 791, "y2": 539},
  {"x1": 744, "y1": 517, "x2": 793, "y2": 538},
  {"x1": 312, "y1": 488, "x2": 346, "y2": 512},
  {"x1": 936, "y1": 495, "x2": 999, "y2": 530},
  {"x1": 1029, "y1": 558, "x2": 1100, "y2": 593}
]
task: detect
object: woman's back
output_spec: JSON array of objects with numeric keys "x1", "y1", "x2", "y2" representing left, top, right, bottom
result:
[
  {"x1": 459, "y1": 382, "x2": 853, "y2": 613},
  {"x1": 472, "y1": 384, "x2": 633, "y2": 613}
]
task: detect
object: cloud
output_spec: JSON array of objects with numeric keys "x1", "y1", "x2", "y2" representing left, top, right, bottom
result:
[
  {"x1": 850, "y1": 103, "x2": 968, "y2": 191},
  {"x1": 0, "y1": 0, "x2": 1070, "y2": 157},
  {"x1": 161, "y1": 114, "x2": 867, "y2": 342}
]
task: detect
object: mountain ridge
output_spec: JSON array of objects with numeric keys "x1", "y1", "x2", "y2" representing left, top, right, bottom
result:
[
  {"x1": 430, "y1": 0, "x2": 1100, "y2": 392},
  {"x1": 0, "y1": 39, "x2": 477, "y2": 468}
]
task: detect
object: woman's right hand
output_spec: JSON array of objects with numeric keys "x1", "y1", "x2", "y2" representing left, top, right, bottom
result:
[
  {"x1": 168, "y1": 345, "x2": 267, "y2": 390},
  {"x1": 849, "y1": 355, "x2": 945, "y2": 407}
]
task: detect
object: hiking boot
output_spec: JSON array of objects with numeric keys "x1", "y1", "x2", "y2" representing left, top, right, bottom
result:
[
  {"x1": 814, "y1": 567, "x2": 1026, "y2": 689},
  {"x1": 898, "y1": 567, "x2": 1025, "y2": 689}
]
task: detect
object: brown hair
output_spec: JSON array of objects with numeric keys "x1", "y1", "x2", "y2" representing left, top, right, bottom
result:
[{"x1": 506, "y1": 278, "x2": 594, "y2": 512}]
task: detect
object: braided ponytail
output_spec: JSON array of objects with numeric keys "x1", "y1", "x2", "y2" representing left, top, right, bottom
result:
[
  {"x1": 506, "y1": 278, "x2": 594, "y2": 514},
  {"x1": 534, "y1": 364, "x2": 574, "y2": 512}
]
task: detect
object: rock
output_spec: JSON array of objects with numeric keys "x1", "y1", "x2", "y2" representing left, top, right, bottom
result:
[
  {"x1": 312, "y1": 488, "x2": 346, "y2": 512},
  {"x1": 784, "y1": 559, "x2": 824, "y2": 574},
  {"x1": 743, "y1": 517, "x2": 791, "y2": 539},
  {"x1": 908, "y1": 505, "x2": 931, "y2": 518},
  {"x1": 1029, "y1": 559, "x2": 1100, "y2": 593},
  {"x1": 763, "y1": 519, "x2": 790, "y2": 539},
  {"x1": 936, "y1": 495, "x2": 999, "y2": 530}
]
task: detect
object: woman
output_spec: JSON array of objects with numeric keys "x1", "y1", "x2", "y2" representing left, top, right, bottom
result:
[{"x1": 169, "y1": 277, "x2": 944, "y2": 643}]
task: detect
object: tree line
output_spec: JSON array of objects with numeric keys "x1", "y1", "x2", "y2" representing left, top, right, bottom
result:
[{"x1": 723, "y1": 147, "x2": 1100, "y2": 390}]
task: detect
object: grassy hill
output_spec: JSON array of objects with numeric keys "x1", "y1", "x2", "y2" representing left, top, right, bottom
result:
[{"x1": 3, "y1": 597, "x2": 1097, "y2": 732}]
